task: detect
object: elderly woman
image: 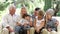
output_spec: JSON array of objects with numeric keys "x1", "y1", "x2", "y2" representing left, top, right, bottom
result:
[{"x1": 42, "y1": 9, "x2": 59, "y2": 34}]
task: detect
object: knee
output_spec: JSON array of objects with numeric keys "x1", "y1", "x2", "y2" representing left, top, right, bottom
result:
[
  {"x1": 42, "y1": 29, "x2": 47, "y2": 32},
  {"x1": 42, "y1": 29, "x2": 50, "y2": 34},
  {"x1": 3, "y1": 28, "x2": 9, "y2": 32},
  {"x1": 2, "y1": 28, "x2": 9, "y2": 34},
  {"x1": 30, "y1": 27, "x2": 35, "y2": 30},
  {"x1": 30, "y1": 27, "x2": 35, "y2": 31},
  {"x1": 50, "y1": 31, "x2": 57, "y2": 34}
]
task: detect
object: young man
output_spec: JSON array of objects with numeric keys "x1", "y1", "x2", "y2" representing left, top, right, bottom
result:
[
  {"x1": 32, "y1": 8, "x2": 40, "y2": 20},
  {"x1": 34, "y1": 10, "x2": 45, "y2": 34}
]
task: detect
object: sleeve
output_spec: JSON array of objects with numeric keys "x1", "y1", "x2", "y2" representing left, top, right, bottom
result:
[
  {"x1": 2, "y1": 16, "x2": 10, "y2": 28},
  {"x1": 53, "y1": 18, "x2": 58, "y2": 23},
  {"x1": 16, "y1": 15, "x2": 21, "y2": 23}
]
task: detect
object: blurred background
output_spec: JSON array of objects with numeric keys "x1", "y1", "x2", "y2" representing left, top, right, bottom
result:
[{"x1": 0, "y1": 0, "x2": 60, "y2": 22}]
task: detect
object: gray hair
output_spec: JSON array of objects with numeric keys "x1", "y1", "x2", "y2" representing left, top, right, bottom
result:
[
  {"x1": 46, "y1": 9, "x2": 55, "y2": 16},
  {"x1": 9, "y1": 4, "x2": 16, "y2": 10}
]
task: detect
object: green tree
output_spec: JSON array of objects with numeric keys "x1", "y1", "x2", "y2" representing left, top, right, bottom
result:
[{"x1": 44, "y1": 0, "x2": 52, "y2": 11}]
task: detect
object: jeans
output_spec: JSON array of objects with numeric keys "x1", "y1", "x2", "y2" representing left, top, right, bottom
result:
[
  {"x1": 15, "y1": 26, "x2": 27, "y2": 34},
  {"x1": 15, "y1": 26, "x2": 23, "y2": 34}
]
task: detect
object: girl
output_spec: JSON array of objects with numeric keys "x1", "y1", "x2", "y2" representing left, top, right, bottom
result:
[{"x1": 34, "y1": 10, "x2": 45, "y2": 34}]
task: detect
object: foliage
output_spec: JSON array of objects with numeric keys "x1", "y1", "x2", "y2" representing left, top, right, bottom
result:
[
  {"x1": 0, "y1": 0, "x2": 10, "y2": 11},
  {"x1": 0, "y1": 0, "x2": 60, "y2": 22}
]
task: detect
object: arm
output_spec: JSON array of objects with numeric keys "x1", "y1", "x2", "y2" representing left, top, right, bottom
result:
[
  {"x1": 2, "y1": 16, "x2": 9, "y2": 28},
  {"x1": 34, "y1": 19, "x2": 36, "y2": 28},
  {"x1": 2, "y1": 16, "x2": 14, "y2": 32},
  {"x1": 55, "y1": 20, "x2": 59, "y2": 27},
  {"x1": 39, "y1": 21, "x2": 45, "y2": 29},
  {"x1": 16, "y1": 22, "x2": 21, "y2": 26},
  {"x1": 29, "y1": 21, "x2": 32, "y2": 27}
]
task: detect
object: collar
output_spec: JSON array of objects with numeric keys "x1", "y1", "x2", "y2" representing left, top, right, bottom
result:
[{"x1": 8, "y1": 14, "x2": 16, "y2": 16}]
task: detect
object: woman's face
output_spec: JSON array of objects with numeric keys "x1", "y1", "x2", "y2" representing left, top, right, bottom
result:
[
  {"x1": 46, "y1": 13, "x2": 52, "y2": 20},
  {"x1": 21, "y1": 8, "x2": 27, "y2": 15}
]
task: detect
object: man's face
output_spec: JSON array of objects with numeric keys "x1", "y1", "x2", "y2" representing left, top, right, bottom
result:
[
  {"x1": 21, "y1": 8, "x2": 27, "y2": 15},
  {"x1": 9, "y1": 7, "x2": 16, "y2": 15},
  {"x1": 34, "y1": 11, "x2": 38, "y2": 16}
]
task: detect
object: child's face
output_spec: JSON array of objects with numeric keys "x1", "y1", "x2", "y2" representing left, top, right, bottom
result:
[
  {"x1": 25, "y1": 16, "x2": 30, "y2": 20},
  {"x1": 38, "y1": 15, "x2": 43, "y2": 19}
]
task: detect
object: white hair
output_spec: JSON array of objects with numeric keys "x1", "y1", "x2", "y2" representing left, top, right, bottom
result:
[
  {"x1": 46, "y1": 9, "x2": 55, "y2": 16},
  {"x1": 9, "y1": 4, "x2": 16, "y2": 10}
]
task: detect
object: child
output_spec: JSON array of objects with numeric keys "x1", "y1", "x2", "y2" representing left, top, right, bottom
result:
[
  {"x1": 17, "y1": 14, "x2": 32, "y2": 34},
  {"x1": 34, "y1": 10, "x2": 45, "y2": 34}
]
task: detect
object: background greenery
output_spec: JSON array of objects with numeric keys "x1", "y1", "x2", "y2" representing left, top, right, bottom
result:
[{"x1": 0, "y1": 0, "x2": 60, "y2": 22}]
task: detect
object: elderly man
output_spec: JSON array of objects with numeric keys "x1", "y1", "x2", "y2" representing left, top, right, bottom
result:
[
  {"x1": 42, "y1": 9, "x2": 59, "y2": 34},
  {"x1": 2, "y1": 4, "x2": 19, "y2": 34}
]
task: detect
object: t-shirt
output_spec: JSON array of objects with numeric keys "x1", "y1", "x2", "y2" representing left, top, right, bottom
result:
[{"x1": 36, "y1": 18, "x2": 44, "y2": 27}]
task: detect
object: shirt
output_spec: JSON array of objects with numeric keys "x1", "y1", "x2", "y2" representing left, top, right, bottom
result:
[
  {"x1": 36, "y1": 18, "x2": 44, "y2": 27},
  {"x1": 46, "y1": 18, "x2": 57, "y2": 31},
  {"x1": 19, "y1": 19, "x2": 29, "y2": 25},
  {"x1": 31, "y1": 15, "x2": 38, "y2": 26},
  {"x1": 2, "y1": 14, "x2": 20, "y2": 28}
]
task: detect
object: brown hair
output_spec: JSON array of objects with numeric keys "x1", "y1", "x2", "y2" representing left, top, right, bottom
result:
[
  {"x1": 22, "y1": 14, "x2": 30, "y2": 18},
  {"x1": 38, "y1": 10, "x2": 44, "y2": 16}
]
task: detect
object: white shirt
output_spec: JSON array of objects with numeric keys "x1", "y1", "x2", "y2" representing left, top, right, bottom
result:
[
  {"x1": 2, "y1": 14, "x2": 20, "y2": 28},
  {"x1": 36, "y1": 18, "x2": 44, "y2": 27}
]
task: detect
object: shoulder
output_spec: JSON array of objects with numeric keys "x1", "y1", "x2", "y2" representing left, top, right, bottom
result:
[
  {"x1": 51, "y1": 18, "x2": 58, "y2": 22},
  {"x1": 52, "y1": 18, "x2": 57, "y2": 21},
  {"x1": 2, "y1": 14, "x2": 9, "y2": 18},
  {"x1": 40, "y1": 18, "x2": 45, "y2": 22}
]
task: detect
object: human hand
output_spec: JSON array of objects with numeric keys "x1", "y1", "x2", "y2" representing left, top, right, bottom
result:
[
  {"x1": 6, "y1": 27, "x2": 14, "y2": 32},
  {"x1": 47, "y1": 28, "x2": 51, "y2": 32}
]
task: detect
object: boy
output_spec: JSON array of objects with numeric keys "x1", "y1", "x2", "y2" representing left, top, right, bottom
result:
[{"x1": 16, "y1": 14, "x2": 32, "y2": 34}]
